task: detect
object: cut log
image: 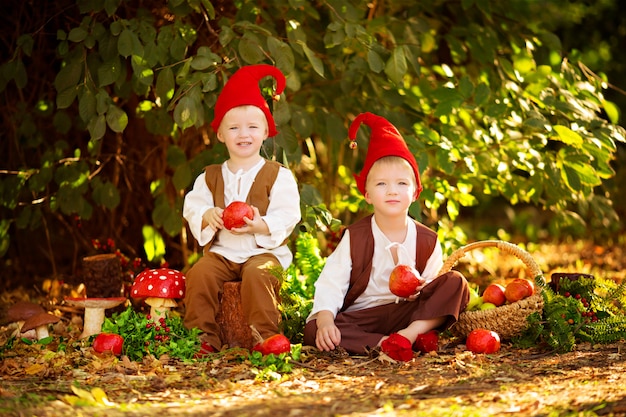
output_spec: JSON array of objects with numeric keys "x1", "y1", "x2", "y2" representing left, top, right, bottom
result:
[
  {"x1": 216, "y1": 281, "x2": 253, "y2": 350},
  {"x1": 81, "y1": 253, "x2": 123, "y2": 299}
]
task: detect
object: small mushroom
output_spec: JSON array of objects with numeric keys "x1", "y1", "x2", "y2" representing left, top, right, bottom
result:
[
  {"x1": 130, "y1": 268, "x2": 186, "y2": 321},
  {"x1": 65, "y1": 297, "x2": 127, "y2": 339},
  {"x1": 21, "y1": 312, "x2": 60, "y2": 340},
  {"x1": 4, "y1": 301, "x2": 46, "y2": 338}
]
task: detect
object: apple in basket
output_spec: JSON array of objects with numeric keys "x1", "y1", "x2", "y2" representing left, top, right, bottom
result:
[
  {"x1": 466, "y1": 328, "x2": 501, "y2": 354},
  {"x1": 504, "y1": 278, "x2": 535, "y2": 303},
  {"x1": 389, "y1": 265, "x2": 425, "y2": 298},
  {"x1": 223, "y1": 201, "x2": 254, "y2": 230},
  {"x1": 482, "y1": 283, "x2": 506, "y2": 307}
]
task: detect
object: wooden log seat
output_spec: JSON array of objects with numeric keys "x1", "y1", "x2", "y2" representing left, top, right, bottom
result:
[{"x1": 216, "y1": 281, "x2": 253, "y2": 350}]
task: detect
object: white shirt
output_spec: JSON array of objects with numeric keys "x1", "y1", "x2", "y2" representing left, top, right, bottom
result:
[
  {"x1": 307, "y1": 216, "x2": 443, "y2": 321},
  {"x1": 183, "y1": 159, "x2": 301, "y2": 269}
]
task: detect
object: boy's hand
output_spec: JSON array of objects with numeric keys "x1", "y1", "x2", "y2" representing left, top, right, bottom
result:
[
  {"x1": 406, "y1": 281, "x2": 427, "y2": 301},
  {"x1": 229, "y1": 206, "x2": 269, "y2": 235},
  {"x1": 202, "y1": 207, "x2": 224, "y2": 231},
  {"x1": 315, "y1": 311, "x2": 341, "y2": 351}
]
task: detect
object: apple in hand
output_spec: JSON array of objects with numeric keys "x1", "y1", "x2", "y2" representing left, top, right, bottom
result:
[
  {"x1": 504, "y1": 278, "x2": 534, "y2": 303},
  {"x1": 482, "y1": 283, "x2": 506, "y2": 307},
  {"x1": 389, "y1": 265, "x2": 425, "y2": 298},
  {"x1": 466, "y1": 328, "x2": 501, "y2": 354},
  {"x1": 223, "y1": 201, "x2": 254, "y2": 230}
]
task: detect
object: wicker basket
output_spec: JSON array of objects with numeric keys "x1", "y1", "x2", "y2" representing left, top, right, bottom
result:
[{"x1": 439, "y1": 240, "x2": 545, "y2": 340}]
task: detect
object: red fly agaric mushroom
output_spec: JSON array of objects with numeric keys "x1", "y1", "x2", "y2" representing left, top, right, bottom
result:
[
  {"x1": 65, "y1": 297, "x2": 127, "y2": 339},
  {"x1": 4, "y1": 301, "x2": 46, "y2": 338},
  {"x1": 21, "y1": 312, "x2": 60, "y2": 340},
  {"x1": 130, "y1": 268, "x2": 186, "y2": 321}
]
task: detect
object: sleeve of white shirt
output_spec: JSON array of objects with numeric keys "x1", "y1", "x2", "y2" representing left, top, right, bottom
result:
[
  {"x1": 421, "y1": 238, "x2": 444, "y2": 283},
  {"x1": 306, "y1": 231, "x2": 353, "y2": 322},
  {"x1": 254, "y1": 166, "x2": 301, "y2": 249},
  {"x1": 182, "y1": 172, "x2": 217, "y2": 247}
]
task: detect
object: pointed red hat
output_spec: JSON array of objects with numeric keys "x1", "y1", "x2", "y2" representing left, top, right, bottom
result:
[
  {"x1": 349, "y1": 112, "x2": 422, "y2": 197},
  {"x1": 211, "y1": 64, "x2": 286, "y2": 137}
]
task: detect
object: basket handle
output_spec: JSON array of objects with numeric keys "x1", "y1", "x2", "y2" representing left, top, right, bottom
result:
[{"x1": 438, "y1": 240, "x2": 543, "y2": 279}]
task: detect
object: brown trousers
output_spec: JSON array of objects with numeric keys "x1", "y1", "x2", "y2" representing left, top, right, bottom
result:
[
  {"x1": 183, "y1": 252, "x2": 282, "y2": 349},
  {"x1": 304, "y1": 271, "x2": 469, "y2": 354}
]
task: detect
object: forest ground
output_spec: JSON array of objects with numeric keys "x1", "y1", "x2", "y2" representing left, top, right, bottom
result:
[{"x1": 1, "y1": 238, "x2": 626, "y2": 417}]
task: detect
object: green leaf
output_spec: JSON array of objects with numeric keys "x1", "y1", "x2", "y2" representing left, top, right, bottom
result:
[
  {"x1": 78, "y1": 88, "x2": 96, "y2": 122},
  {"x1": 0, "y1": 220, "x2": 10, "y2": 257},
  {"x1": 56, "y1": 87, "x2": 78, "y2": 109},
  {"x1": 169, "y1": 36, "x2": 188, "y2": 61},
  {"x1": 142, "y1": 225, "x2": 166, "y2": 262},
  {"x1": 474, "y1": 83, "x2": 491, "y2": 106},
  {"x1": 54, "y1": 58, "x2": 83, "y2": 93},
  {"x1": 239, "y1": 35, "x2": 265, "y2": 64},
  {"x1": 267, "y1": 37, "x2": 295, "y2": 74},
  {"x1": 367, "y1": 49, "x2": 384, "y2": 73},
  {"x1": 93, "y1": 181, "x2": 121, "y2": 209},
  {"x1": 190, "y1": 55, "x2": 214, "y2": 70},
  {"x1": 173, "y1": 163, "x2": 192, "y2": 192},
  {"x1": 98, "y1": 58, "x2": 122, "y2": 87},
  {"x1": 602, "y1": 100, "x2": 620, "y2": 125},
  {"x1": 17, "y1": 34, "x2": 34, "y2": 56},
  {"x1": 68, "y1": 27, "x2": 88, "y2": 43},
  {"x1": 106, "y1": 105, "x2": 128, "y2": 133},
  {"x1": 166, "y1": 144, "x2": 187, "y2": 167},
  {"x1": 156, "y1": 67, "x2": 175, "y2": 104},
  {"x1": 173, "y1": 96, "x2": 197, "y2": 130},
  {"x1": 299, "y1": 41, "x2": 324, "y2": 78},
  {"x1": 552, "y1": 125, "x2": 583, "y2": 148},
  {"x1": 118, "y1": 29, "x2": 134, "y2": 58},
  {"x1": 384, "y1": 46, "x2": 407, "y2": 85}
]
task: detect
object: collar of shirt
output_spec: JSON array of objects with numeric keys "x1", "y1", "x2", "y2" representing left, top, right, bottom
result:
[{"x1": 222, "y1": 159, "x2": 265, "y2": 203}]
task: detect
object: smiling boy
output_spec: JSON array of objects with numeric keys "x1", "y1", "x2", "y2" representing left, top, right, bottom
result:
[
  {"x1": 304, "y1": 112, "x2": 469, "y2": 361},
  {"x1": 183, "y1": 65, "x2": 301, "y2": 352}
]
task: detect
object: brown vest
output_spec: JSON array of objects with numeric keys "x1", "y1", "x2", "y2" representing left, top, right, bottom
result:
[
  {"x1": 340, "y1": 214, "x2": 438, "y2": 311},
  {"x1": 203, "y1": 160, "x2": 282, "y2": 250},
  {"x1": 204, "y1": 160, "x2": 281, "y2": 213}
]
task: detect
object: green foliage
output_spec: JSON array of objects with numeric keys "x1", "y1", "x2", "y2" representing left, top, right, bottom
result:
[
  {"x1": 101, "y1": 306, "x2": 202, "y2": 361},
  {"x1": 1, "y1": 0, "x2": 625, "y2": 279},
  {"x1": 278, "y1": 231, "x2": 326, "y2": 342},
  {"x1": 514, "y1": 275, "x2": 626, "y2": 352},
  {"x1": 247, "y1": 344, "x2": 302, "y2": 381}
]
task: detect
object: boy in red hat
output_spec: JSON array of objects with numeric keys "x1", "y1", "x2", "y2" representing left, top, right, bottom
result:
[
  {"x1": 183, "y1": 65, "x2": 301, "y2": 352},
  {"x1": 303, "y1": 112, "x2": 469, "y2": 361}
]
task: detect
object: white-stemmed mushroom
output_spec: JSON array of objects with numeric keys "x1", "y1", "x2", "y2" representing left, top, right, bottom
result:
[
  {"x1": 130, "y1": 268, "x2": 186, "y2": 321},
  {"x1": 21, "y1": 312, "x2": 60, "y2": 340},
  {"x1": 65, "y1": 297, "x2": 127, "y2": 339},
  {"x1": 4, "y1": 301, "x2": 46, "y2": 339}
]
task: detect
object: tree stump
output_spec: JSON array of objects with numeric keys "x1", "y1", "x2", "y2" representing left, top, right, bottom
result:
[
  {"x1": 81, "y1": 254, "x2": 123, "y2": 299},
  {"x1": 216, "y1": 281, "x2": 253, "y2": 350}
]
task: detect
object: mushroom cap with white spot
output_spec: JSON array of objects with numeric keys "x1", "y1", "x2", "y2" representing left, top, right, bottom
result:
[{"x1": 130, "y1": 268, "x2": 186, "y2": 300}]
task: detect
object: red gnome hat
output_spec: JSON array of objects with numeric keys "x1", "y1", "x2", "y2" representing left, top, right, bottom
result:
[
  {"x1": 211, "y1": 64, "x2": 286, "y2": 137},
  {"x1": 349, "y1": 112, "x2": 422, "y2": 197}
]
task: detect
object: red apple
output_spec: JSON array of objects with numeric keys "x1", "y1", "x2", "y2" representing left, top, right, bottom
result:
[
  {"x1": 514, "y1": 278, "x2": 536, "y2": 295},
  {"x1": 252, "y1": 334, "x2": 291, "y2": 356},
  {"x1": 389, "y1": 265, "x2": 425, "y2": 298},
  {"x1": 413, "y1": 330, "x2": 439, "y2": 353},
  {"x1": 505, "y1": 279, "x2": 533, "y2": 303},
  {"x1": 466, "y1": 329, "x2": 501, "y2": 354},
  {"x1": 223, "y1": 201, "x2": 254, "y2": 230},
  {"x1": 482, "y1": 283, "x2": 506, "y2": 307},
  {"x1": 92, "y1": 333, "x2": 124, "y2": 355}
]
